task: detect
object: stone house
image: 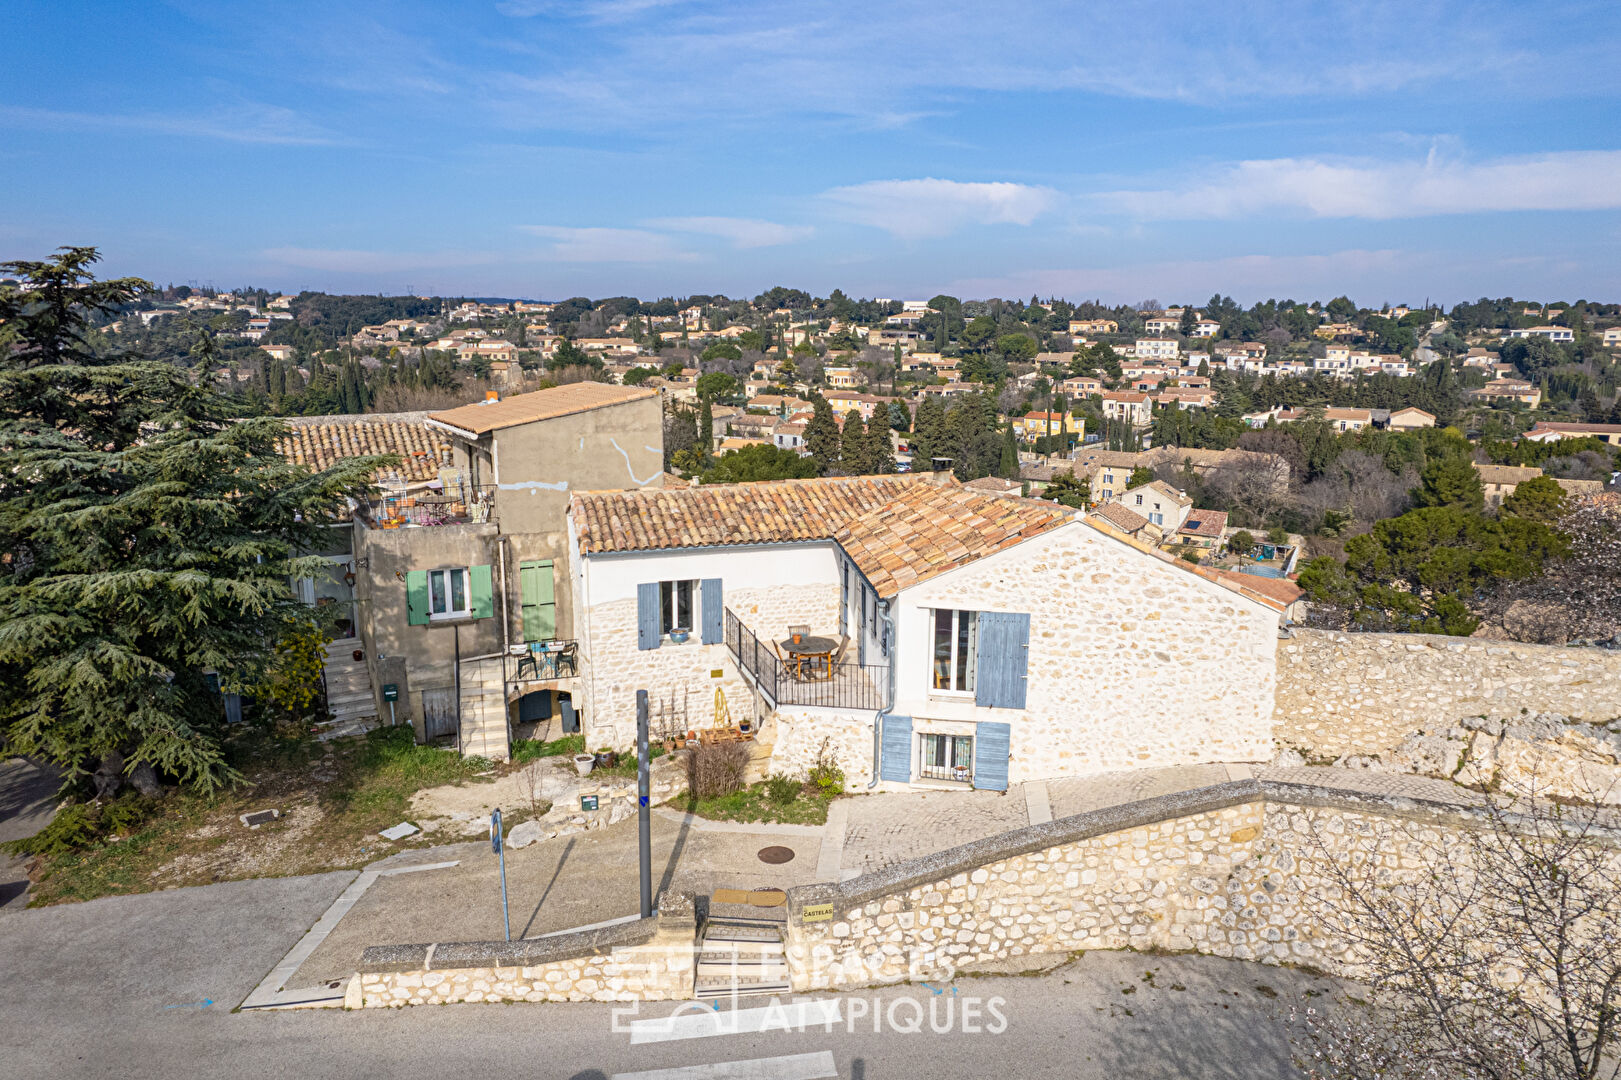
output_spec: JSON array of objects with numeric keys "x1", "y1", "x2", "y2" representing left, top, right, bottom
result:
[
  {"x1": 315, "y1": 385, "x2": 664, "y2": 759},
  {"x1": 1111, "y1": 480, "x2": 1193, "y2": 539},
  {"x1": 1176, "y1": 508, "x2": 1228, "y2": 550},
  {"x1": 566, "y1": 477, "x2": 1286, "y2": 789}
]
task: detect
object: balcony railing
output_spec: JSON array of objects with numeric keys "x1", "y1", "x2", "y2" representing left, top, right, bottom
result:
[
  {"x1": 362, "y1": 479, "x2": 496, "y2": 529},
  {"x1": 724, "y1": 608, "x2": 888, "y2": 713}
]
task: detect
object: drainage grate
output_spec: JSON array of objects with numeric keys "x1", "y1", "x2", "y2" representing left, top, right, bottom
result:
[{"x1": 757, "y1": 845, "x2": 796, "y2": 865}]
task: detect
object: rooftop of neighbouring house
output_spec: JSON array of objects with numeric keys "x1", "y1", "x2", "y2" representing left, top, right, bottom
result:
[
  {"x1": 1178, "y1": 508, "x2": 1229, "y2": 536},
  {"x1": 276, "y1": 411, "x2": 451, "y2": 484},
  {"x1": 1094, "y1": 501, "x2": 1151, "y2": 534},
  {"x1": 833, "y1": 484, "x2": 1074, "y2": 597},
  {"x1": 427, "y1": 383, "x2": 659, "y2": 437},
  {"x1": 570, "y1": 474, "x2": 931, "y2": 554}
]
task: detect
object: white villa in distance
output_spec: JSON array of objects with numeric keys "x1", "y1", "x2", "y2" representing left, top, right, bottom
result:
[{"x1": 565, "y1": 476, "x2": 1288, "y2": 791}]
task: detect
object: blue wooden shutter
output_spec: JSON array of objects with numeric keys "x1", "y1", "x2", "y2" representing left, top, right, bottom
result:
[
  {"x1": 973, "y1": 721, "x2": 1011, "y2": 791},
  {"x1": 406, "y1": 570, "x2": 430, "y2": 626},
  {"x1": 879, "y1": 714, "x2": 912, "y2": 783},
  {"x1": 636, "y1": 582, "x2": 660, "y2": 650},
  {"x1": 468, "y1": 565, "x2": 494, "y2": 619},
  {"x1": 700, "y1": 578, "x2": 723, "y2": 644},
  {"x1": 974, "y1": 612, "x2": 1030, "y2": 709},
  {"x1": 838, "y1": 562, "x2": 848, "y2": 637}
]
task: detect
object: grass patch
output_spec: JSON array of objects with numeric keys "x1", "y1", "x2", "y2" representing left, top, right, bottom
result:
[
  {"x1": 20, "y1": 725, "x2": 491, "y2": 907},
  {"x1": 680, "y1": 780, "x2": 840, "y2": 826},
  {"x1": 509, "y1": 733, "x2": 585, "y2": 765}
]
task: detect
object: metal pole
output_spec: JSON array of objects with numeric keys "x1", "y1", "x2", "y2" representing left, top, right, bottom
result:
[
  {"x1": 492, "y1": 807, "x2": 510, "y2": 941},
  {"x1": 636, "y1": 689, "x2": 652, "y2": 919}
]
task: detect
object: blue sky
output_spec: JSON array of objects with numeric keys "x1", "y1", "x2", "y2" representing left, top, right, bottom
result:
[{"x1": 4, "y1": 0, "x2": 1620, "y2": 305}]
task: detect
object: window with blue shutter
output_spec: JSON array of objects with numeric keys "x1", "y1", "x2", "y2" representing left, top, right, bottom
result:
[
  {"x1": 700, "y1": 578, "x2": 723, "y2": 644},
  {"x1": 879, "y1": 715, "x2": 913, "y2": 783},
  {"x1": 636, "y1": 582, "x2": 660, "y2": 650},
  {"x1": 974, "y1": 612, "x2": 1030, "y2": 709},
  {"x1": 972, "y1": 721, "x2": 1011, "y2": 790}
]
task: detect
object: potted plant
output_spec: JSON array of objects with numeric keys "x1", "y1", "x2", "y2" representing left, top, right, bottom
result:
[
  {"x1": 572, "y1": 753, "x2": 595, "y2": 777},
  {"x1": 668, "y1": 629, "x2": 690, "y2": 644},
  {"x1": 594, "y1": 748, "x2": 618, "y2": 769},
  {"x1": 952, "y1": 764, "x2": 970, "y2": 783},
  {"x1": 738, "y1": 718, "x2": 754, "y2": 736}
]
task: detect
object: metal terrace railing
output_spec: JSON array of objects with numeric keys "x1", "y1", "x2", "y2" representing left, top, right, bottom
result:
[{"x1": 724, "y1": 608, "x2": 888, "y2": 713}]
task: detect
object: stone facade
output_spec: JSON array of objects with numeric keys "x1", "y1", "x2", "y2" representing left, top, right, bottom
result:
[
  {"x1": 1275, "y1": 630, "x2": 1621, "y2": 758},
  {"x1": 782, "y1": 781, "x2": 1591, "y2": 990},
  {"x1": 353, "y1": 901, "x2": 696, "y2": 1007},
  {"x1": 893, "y1": 524, "x2": 1280, "y2": 781},
  {"x1": 771, "y1": 708, "x2": 874, "y2": 789},
  {"x1": 574, "y1": 543, "x2": 840, "y2": 750}
]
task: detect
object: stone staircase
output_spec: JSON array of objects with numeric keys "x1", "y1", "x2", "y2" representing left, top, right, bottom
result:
[
  {"x1": 695, "y1": 907, "x2": 790, "y2": 1000},
  {"x1": 317, "y1": 639, "x2": 377, "y2": 741},
  {"x1": 458, "y1": 656, "x2": 511, "y2": 761}
]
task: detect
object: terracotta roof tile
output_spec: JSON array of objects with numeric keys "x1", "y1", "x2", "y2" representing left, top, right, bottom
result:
[
  {"x1": 276, "y1": 412, "x2": 450, "y2": 484},
  {"x1": 571, "y1": 475, "x2": 929, "y2": 554},
  {"x1": 428, "y1": 383, "x2": 657, "y2": 436},
  {"x1": 835, "y1": 485, "x2": 1073, "y2": 598},
  {"x1": 1095, "y1": 501, "x2": 1150, "y2": 533}
]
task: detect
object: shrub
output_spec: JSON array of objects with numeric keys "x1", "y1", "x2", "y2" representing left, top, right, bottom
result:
[
  {"x1": 765, "y1": 773, "x2": 800, "y2": 805},
  {"x1": 807, "y1": 738, "x2": 845, "y2": 794},
  {"x1": 2, "y1": 794, "x2": 157, "y2": 858},
  {"x1": 689, "y1": 741, "x2": 751, "y2": 799}
]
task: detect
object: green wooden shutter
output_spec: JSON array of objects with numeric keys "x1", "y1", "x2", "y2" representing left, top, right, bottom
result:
[
  {"x1": 406, "y1": 570, "x2": 430, "y2": 625},
  {"x1": 468, "y1": 564, "x2": 494, "y2": 619},
  {"x1": 520, "y1": 560, "x2": 556, "y2": 642}
]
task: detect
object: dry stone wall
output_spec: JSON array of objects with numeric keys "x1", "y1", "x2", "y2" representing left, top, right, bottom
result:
[
  {"x1": 352, "y1": 900, "x2": 696, "y2": 1007},
  {"x1": 1274, "y1": 630, "x2": 1621, "y2": 758},
  {"x1": 782, "y1": 780, "x2": 1578, "y2": 990}
]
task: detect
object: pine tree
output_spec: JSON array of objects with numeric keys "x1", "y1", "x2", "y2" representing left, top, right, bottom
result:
[
  {"x1": 0, "y1": 249, "x2": 390, "y2": 794},
  {"x1": 803, "y1": 395, "x2": 841, "y2": 474},
  {"x1": 840, "y1": 409, "x2": 867, "y2": 474}
]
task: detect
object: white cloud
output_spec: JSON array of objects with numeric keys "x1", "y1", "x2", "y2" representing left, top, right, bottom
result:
[
  {"x1": 518, "y1": 225, "x2": 696, "y2": 262},
  {"x1": 645, "y1": 216, "x2": 812, "y2": 248},
  {"x1": 0, "y1": 103, "x2": 338, "y2": 146},
  {"x1": 1102, "y1": 150, "x2": 1621, "y2": 220},
  {"x1": 822, "y1": 178, "x2": 1059, "y2": 239}
]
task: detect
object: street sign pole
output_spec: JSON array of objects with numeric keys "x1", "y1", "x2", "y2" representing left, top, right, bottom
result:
[
  {"x1": 491, "y1": 808, "x2": 510, "y2": 941},
  {"x1": 636, "y1": 689, "x2": 652, "y2": 919}
]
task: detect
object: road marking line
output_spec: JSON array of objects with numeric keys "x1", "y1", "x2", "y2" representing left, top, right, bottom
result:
[
  {"x1": 629, "y1": 1000, "x2": 842, "y2": 1045},
  {"x1": 612, "y1": 1050, "x2": 838, "y2": 1080}
]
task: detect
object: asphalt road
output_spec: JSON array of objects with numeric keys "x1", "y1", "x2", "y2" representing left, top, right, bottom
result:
[
  {"x1": 0, "y1": 868, "x2": 1337, "y2": 1080},
  {"x1": 0, "y1": 757, "x2": 60, "y2": 911}
]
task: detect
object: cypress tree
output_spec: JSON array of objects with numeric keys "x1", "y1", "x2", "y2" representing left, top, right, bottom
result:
[
  {"x1": 803, "y1": 395, "x2": 841, "y2": 475},
  {"x1": 0, "y1": 249, "x2": 390, "y2": 793},
  {"x1": 863, "y1": 412, "x2": 894, "y2": 475},
  {"x1": 840, "y1": 409, "x2": 867, "y2": 473}
]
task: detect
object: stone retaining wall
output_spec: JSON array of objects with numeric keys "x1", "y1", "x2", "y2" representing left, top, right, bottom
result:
[
  {"x1": 781, "y1": 779, "x2": 1619, "y2": 990},
  {"x1": 1274, "y1": 629, "x2": 1621, "y2": 757},
  {"x1": 351, "y1": 895, "x2": 696, "y2": 1007}
]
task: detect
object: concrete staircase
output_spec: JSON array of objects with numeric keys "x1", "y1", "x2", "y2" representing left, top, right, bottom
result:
[
  {"x1": 695, "y1": 913, "x2": 790, "y2": 999},
  {"x1": 458, "y1": 656, "x2": 511, "y2": 762},
  {"x1": 317, "y1": 639, "x2": 377, "y2": 741}
]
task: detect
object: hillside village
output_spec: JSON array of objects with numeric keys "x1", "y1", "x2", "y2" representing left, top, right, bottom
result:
[{"x1": 5, "y1": 256, "x2": 1621, "y2": 1073}]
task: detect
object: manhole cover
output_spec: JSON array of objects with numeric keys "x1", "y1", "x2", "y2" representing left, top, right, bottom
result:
[{"x1": 757, "y1": 845, "x2": 796, "y2": 864}]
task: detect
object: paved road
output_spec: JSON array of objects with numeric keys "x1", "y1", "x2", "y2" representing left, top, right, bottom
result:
[
  {"x1": 0, "y1": 870, "x2": 1337, "y2": 1080},
  {"x1": 0, "y1": 757, "x2": 60, "y2": 911},
  {"x1": 1414, "y1": 318, "x2": 1448, "y2": 366}
]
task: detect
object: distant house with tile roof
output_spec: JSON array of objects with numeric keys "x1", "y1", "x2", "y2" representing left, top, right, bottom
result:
[
  {"x1": 566, "y1": 475, "x2": 1287, "y2": 789},
  {"x1": 1177, "y1": 508, "x2": 1228, "y2": 550}
]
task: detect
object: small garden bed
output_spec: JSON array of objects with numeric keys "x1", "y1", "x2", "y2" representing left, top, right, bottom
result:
[{"x1": 679, "y1": 781, "x2": 841, "y2": 826}]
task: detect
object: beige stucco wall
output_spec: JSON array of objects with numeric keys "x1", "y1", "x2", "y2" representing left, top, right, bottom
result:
[
  {"x1": 354, "y1": 521, "x2": 503, "y2": 737},
  {"x1": 1274, "y1": 629, "x2": 1621, "y2": 758},
  {"x1": 892, "y1": 523, "x2": 1280, "y2": 781}
]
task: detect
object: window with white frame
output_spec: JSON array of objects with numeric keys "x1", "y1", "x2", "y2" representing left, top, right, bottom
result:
[
  {"x1": 931, "y1": 609, "x2": 978, "y2": 693},
  {"x1": 659, "y1": 579, "x2": 696, "y2": 636},
  {"x1": 428, "y1": 567, "x2": 471, "y2": 620}
]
